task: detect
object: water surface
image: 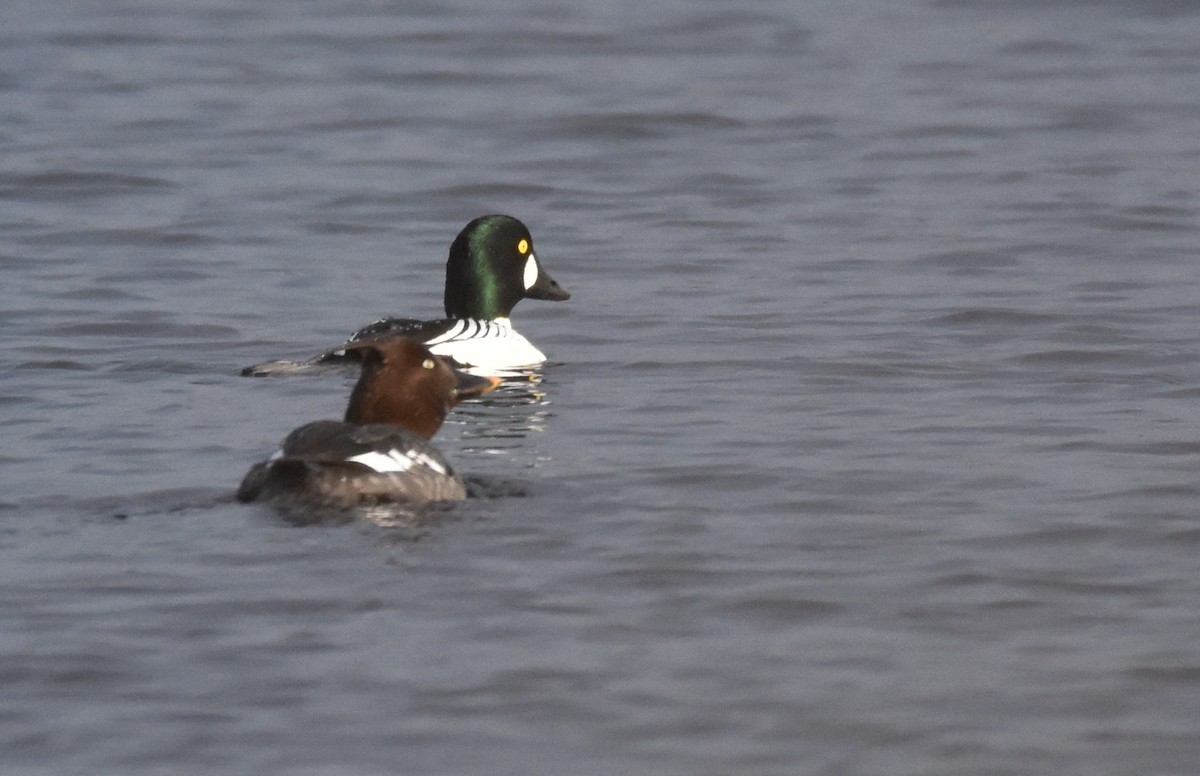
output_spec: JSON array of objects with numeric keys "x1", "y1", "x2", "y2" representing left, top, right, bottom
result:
[{"x1": 3, "y1": 1, "x2": 1200, "y2": 774}]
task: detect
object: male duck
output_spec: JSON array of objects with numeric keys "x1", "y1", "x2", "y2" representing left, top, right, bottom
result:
[
  {"x1": 238, "y1": 337, "x2": 501, "y2": 508},
  {"x1": 242, "y1": 214, "x2": 570, "y2": 376}
]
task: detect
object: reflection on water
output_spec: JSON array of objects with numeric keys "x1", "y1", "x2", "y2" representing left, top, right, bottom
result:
[
  {"x1": 257, "y1": 476, "x2": 528, "y2": 528},
  {"x1": 449, "y1": 373, "x2": 553, "y2": 498},
  {"x1": 273, "y1": 499, "x2": 460, "y2": 531},
  {"x1": 452, "y1": 373, "x2": 556, "y2": 447}
]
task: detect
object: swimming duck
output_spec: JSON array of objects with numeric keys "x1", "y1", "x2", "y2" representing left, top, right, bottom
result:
[
  {"x1": 237, "y1": 337, "x2": 501, "y2": 508},
  {"x1": 242, "y1": 214, "x2": 570, "y2": 376}
]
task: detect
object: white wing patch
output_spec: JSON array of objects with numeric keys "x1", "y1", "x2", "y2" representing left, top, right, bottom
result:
[
  {"x1": 348, "y1": 448, "x2": 449, "y2": 475},
  {"x1": 523, "y1": 254, "x2": 539, "y2": 291}
]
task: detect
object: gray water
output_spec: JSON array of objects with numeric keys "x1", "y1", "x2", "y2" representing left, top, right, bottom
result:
[{"x1": 4, "y1": 0, "x2": 1200, "y2": 773}]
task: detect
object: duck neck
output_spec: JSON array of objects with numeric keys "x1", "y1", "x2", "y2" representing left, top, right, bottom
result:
[{"x1": 344, "y1": 356, "x2": 447, "y2": 439}]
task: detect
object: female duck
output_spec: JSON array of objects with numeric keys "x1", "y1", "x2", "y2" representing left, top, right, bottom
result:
[{"x1": 238, "y1": 337, "x2": 500, "y2": 508}]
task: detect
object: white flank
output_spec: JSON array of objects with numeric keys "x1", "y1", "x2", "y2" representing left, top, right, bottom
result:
[
  {"x1": 421, "y1": 317, "x2": 547, "y2": 369},
  {"x1": 429, "y1": 333, "x2": 545, "y2": 369}
]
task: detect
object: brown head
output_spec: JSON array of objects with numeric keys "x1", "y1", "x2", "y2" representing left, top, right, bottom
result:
[{"x1": 342, "y1": 337, "x2": 501, "y2": 438}]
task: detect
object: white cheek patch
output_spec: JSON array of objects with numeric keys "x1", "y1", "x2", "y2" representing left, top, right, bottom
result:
[
  {"x1": 348, "y1": 449, "x2": 448, "y2": 476},
  {"x1": 523, "y1": 254, "x2": 539, "y2": 291}
]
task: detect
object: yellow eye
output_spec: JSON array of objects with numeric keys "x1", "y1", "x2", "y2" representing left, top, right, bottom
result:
[
  {"x1": 422, "y1": 358, "x2": 435, "y2": 370},
  {"x1": 517, "y1": 238, "x2": 529, "y2": 255}
]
